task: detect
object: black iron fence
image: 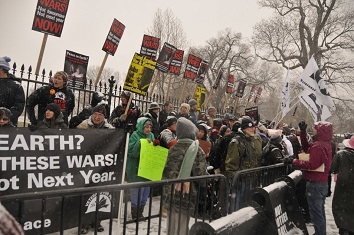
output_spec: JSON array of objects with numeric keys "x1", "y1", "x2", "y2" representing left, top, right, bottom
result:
[{"x1": 9, "y1": 63, "x2": 225, "y2": 127}]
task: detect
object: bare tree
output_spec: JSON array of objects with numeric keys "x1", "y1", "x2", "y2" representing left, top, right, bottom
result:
[
  {"x1": 87, "y1": 65, "x2": 121, "y2": 88},
  {"x1": 147, "y1": 8, "x2": 189, "y2": 99},
  {"x1": 253, "y1": 0, "x2": 354, "y2": 126}
]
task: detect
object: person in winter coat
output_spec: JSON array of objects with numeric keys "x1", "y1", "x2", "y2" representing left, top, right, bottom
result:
[
  {"x1": 0, "y1": 202, "x2": 24, "y2": 235},
  {"x1": 197, "y1": 123, "x2": 211, "y2": 160},
  {"x1": 36, "y1": 103, "x2": 68, "y2": 129},
  {"x1": 126, "y1": 117, "x2": 155, "y2": 220},
  {"x1": 262, "y1": 134, "x2": 285, "y2": 165},
  {"x1": 77, "y1": 104, "x2": 114, "y2": 129},
  {"x1": 188, "y1": 99, "x2": 198, "y2": 125},
  {"x1": 26, "y1": 71, "x2": 75, "y2": 126},
  {"x1": 158, "y1": 116, "x2": 177, "y2": 149},
  {"x1": 159, "y1": 101, "x2": 174, "y2": 129},
  {"x1": 284, "y1": 121, "x2": 333, "y2": 235},
  {"x1": 162, "y1": 117, "x2": 208, "y2": 235},
  {"x1": 109, "y1": 90, "x2": 141, "y2": 133},
  {"x1": 0, "y1": 56, "x2": 25, "y2": 126},
  {"x1": 144, "y1": 102, "x2": 160, "y2": 139},
  {"x1": 176, "y1": 103, "x2": 190, "y2": 119},
  {"x1": 330, "y1": 136, "x2": 354, "y2": 235},
  {"x1": 0, "y1": 107, "x2": 15, "y2": 128}
]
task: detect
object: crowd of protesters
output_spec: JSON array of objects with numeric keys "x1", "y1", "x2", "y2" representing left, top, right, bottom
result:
[{"x1": 1, "y1": 55, "x2": 354, "y2": 235}]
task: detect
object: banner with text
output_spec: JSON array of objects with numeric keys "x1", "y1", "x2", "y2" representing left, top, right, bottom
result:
[
  {"x1": 123, "y1": 53, "x2": 157, "y2": 96},
  {"x1": 32, "y1": 0, "x2": 70, "y2": 37},
  {"x1": 226, "y1": 74, "x2": 235, "y2": 94},
  {"x1": 169, "y1": 49, "x2": 184, "y2": 75},
  {"x1": 156, "y1": 42, "x2": 177, "y2": 73},
  {"x1": 64, "y1": 50, "x2": 89, "y2": 89},
  {"x1": 183, "y1": 54, "x2": 202, "y2": 80},
  {"x1": 245, "y1": 106, "x2": 259, "y2": 124},
  {"x1": 140, "y1": 34, "x2": 160, "y2": 61},
  {"x1": 194, "y1": 85, "x2": 207, "y2": 111},
  {"x1": 102, "y1": 18, "x2": 125, "y2": 56}
]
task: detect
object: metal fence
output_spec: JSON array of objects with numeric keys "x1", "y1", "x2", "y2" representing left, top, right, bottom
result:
[{"x1": 9, "y1": 63, "x2": 225, "y2": 127}]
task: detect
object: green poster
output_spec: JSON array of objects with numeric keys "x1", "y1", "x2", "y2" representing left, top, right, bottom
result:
[{"x1": 137, "y1": 139, "x2": 169, "y2": 181}]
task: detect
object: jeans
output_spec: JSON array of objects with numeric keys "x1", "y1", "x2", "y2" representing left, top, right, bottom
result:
[
  {"x1": 306, "y1": 181, "x2": 328, "y2": 235},
  {"x1": 130, "y1": 187, "x2": 150, "y2": 207}
]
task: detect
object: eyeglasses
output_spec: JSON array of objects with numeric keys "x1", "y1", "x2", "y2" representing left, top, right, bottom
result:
[
  {"x1": 0, "y1": 117, "x2": 9, "y2": 121},
  {"x1": 92, "y1": 113, "x2": 104, "y2": 118}
]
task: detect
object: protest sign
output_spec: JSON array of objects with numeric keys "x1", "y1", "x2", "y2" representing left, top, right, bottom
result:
[
  {"x1": 123, "y1": 53, "x2": 157, "y2": 95},
  {"x1": 235, "y1": 79, "x2": 247, "y2": 98},
  {"x1": 169, "y1": 49, "x2": 184, "y2": 75},
  {"x1": 140, "y1": 34, "x2": 160, "y2": 61},
  {"x1": 245, "y1": 106, "x2": 259, "y2": 123},
  {"x1": 32, "y1": 0, "x2": 70, "y2": 37},
  {"x1": 226, "y1": 74, "x2": 235, "y2": 94},
  {"x1": 156, "y1": 42, "x2": 177, "y2": 73},
  {"x1": 183, "y1": 54, "x2": 202, "y2": 80},
  {"x1": 137, "y1": 139, "x2": 168, "y2": 181},
  {"x1": 212, "y1": 68, "x2": 223, "y2": 89},
  {"x1": 195, "y1": 60, "x2": 209, "y2": 84},
  {"x1": 102, "y1": 18, "x2": 125, "y2": 56},
  {"x1": 64, "y1": 50, "x2": 89, "y2": 89},
  {"x1": 0, "y1": 128, "x2": 126, "y2": 234},
  {"x1": 194, "y1": 85, "x2": 207, "y2": 111},
  {"x1": 254, "y1": 87, "x2": 263, "y2": 104}
]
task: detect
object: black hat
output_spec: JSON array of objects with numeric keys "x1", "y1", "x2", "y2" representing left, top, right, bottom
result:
[
  {"x1": 0, "y1": 107, "x2": 11, "y2": 119},
  {"x1": 166, "y1": 116, "x2": 177, "y2": 127},
  {"x1": 45, "y1": 103, "x2": 61, "y2": 118},
  {"x1": 92, "y1": 104, "x2": 107, "y2": 117},
  {"x1": 240, "y1": 116, "x2": 255, "y2": 129}
]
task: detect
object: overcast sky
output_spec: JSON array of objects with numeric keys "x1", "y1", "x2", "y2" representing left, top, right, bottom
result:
[{"x1": 1, "y1": 1, "x2": 272, "y2": 79}]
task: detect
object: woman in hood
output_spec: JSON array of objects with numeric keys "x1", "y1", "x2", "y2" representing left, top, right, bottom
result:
[
  {"x1": 126, "y1": 117, "x2": 155, "y2": 221},
  {"x1": 36, "y1": 103, "x2": 68, "y2": 129}
]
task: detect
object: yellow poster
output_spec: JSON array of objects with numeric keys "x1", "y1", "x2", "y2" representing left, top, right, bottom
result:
[
  {"x1": 194, "y1": 85, "x2": 206, "y2": 111},
  {"x1": 123, "y1": 53, "x2": 157, "y2": 96},
  {"x1": 137, "y1": 139, "x2": 169, "y2": 181}
]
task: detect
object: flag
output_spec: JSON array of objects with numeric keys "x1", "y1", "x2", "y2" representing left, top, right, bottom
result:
[
  {"x1": 298, "y1": 89, "x2": 332, "y2": 122},
  {"x1": 281, "y1": 69, "x2": 290, "y2": 119},
  {"x1": 298, "y1": 57, "x2": 335, "y2": 111}
]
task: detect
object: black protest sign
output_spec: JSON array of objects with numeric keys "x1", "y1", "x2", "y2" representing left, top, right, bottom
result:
[
  {"x1": 0, "y1": 128, "x2": 126, "y2": 234},
  {"x1": 245, "y1": 106, "x2": 259, "y2": 123},
  {"x1": 140, "y1": 34, "x2": 160, "y2": 61},
  {"x1": 183, "y1": 54, "x2": 202, "y2": 80},
  {"x1": 32, "y1": 0, "x2": 70, "y2": 37},
  {"x1": 195, "y1": 60, "x2": 209, "y2": 84},
  {"x1": 169, "y1": 49, "x2": 184, "y2": 75},
  {"x1": 156, "y1": 42, "x2": 177, "y2": 73},
  {"x1": 123, "y1": 53, "x2": 157, "y2": 95},
  {"x1": 235, "y1": 79, "x2": 247, "y2": 98},
  {"x1": 64, "y1": 50, "x2": 89, "y2": 89},
  {"x1": 102, "y1": 18, "x2": 125, "y2": 56}
]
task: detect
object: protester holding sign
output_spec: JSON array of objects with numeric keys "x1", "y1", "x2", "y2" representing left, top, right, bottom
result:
[
  {"x1": 109, "y1": 91, "x2": 141, "y2": 133},
  {"x1": 284, "y1": 120, "x2": 333, "y2": 235},
  {"x1": 126, "y1": 117, "x2": 155, "y2": 220},
  {"x1": 36, "y1": 103, "x2": 68, "y2": 129},
  {"x1": 26, "y1": 71, "x2": 75, "y2": 126}
]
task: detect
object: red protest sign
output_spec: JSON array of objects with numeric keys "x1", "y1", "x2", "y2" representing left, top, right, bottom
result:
[
  {"x1": 156, "y1": 42, "x2": 177, "y2": 73},
  {"x1": 183, "y1": 54, "x2": 202, "y2": 80},
  {"x1": 32, "y1": 0, "x2": 70, "y2": 37},
  {"x1": 195, "y1": 60, "x2": 209, "y2": 84},
  {"x1": 102, "y1": 18, "x2": 125, "y2": 56},
  {"x1": 226, "y1": 74, "x2": 235, "y2": 94},
  {"x1": 140, "y1": 34, "x2": 160, "y2": 61},
  {"x1": 169, "y1": 49, "x2": 184, "y2": 75},
  {"x1": 235, "y1": 79, "x2": 247, "y2": 98}
]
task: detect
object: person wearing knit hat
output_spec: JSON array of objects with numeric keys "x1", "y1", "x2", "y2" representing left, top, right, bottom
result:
[
  {"x1": 0, "y1": 56, "x2": 25, "y2": 126},
  {"x1": 162, "y1": 117, "x2": 208, "y2": 234},
  {"x1": 0, "y1": 107, "x2": 14, "y2": 128},
  {"x1": 26, "y1": 71, "x2": 75, "y2": 126},
  {"x1": 36, "y1": 103, "x2": 68, "y2": 129},
  {"x1": 188, "y1": 99, "x2": 198, "y2": 125},
  {"x1": 77, "y1": 104, "x2": 113, "y2": 129},
  {"x1": 144, "y1": 102, "x2": 160, "y2": 139},
  {"x1": 197, "y1": 123, "x2": 212, "y2": 159},
  {"x1": 260, "y1": 133, "x2": 286, "y2": 166},
  {"x1": 177, "y1": 103, "x2": 190, "y2": 119},
  {"x1": 108, "y1": 90, "x2": 141, "y2": 133}
]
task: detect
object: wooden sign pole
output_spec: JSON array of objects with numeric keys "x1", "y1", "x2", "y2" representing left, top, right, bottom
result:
[
  {"x1": 233, "y1": 96, "x2": 239, "y2": 115},
  {"x1": 35, "y1": 33, "x2": 48, "y2": 75},
  {"x1": 149, "y1": 70, "x2": 160, "y2": 98},
  {"x1": 124, "y1": 94, "x2": 134, "y2": 116},
  {"x1": 178, "y1": 79, "x2": 188, "y2": 104},
  {"x1": 94, "y1": 52, "x2": 109, "y2": 86},
  {"x1": 223, "y1": 93, "x2": 230, "y2": 113},
  {"x1": 203, "y1": 88, "x2": 214, "y2": 108},
  {"x1": 165, "y1": 74, "x2": 173, "y2": 100}
]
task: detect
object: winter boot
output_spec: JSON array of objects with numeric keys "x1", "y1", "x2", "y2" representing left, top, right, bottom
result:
[
  {"x1": 131, "y1": 206, "x2": 138, "y2": 220},
  {"x1": 138, "y1": 205, "x2": 145, "y2": 220}
]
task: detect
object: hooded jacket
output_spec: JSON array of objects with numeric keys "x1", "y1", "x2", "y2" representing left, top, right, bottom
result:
[
  {"x1": 36, "y1": 113, "x2": 68, "y2": 129},
  {"x1": 330, "y1": 147, "x2": 354, "y2": 232},
  {"x1": 126, "y1": 117, "x2": 155, "y2": 183},
  {"x1": 293, "y1": 121, "x2": 333, "y2": 182}
]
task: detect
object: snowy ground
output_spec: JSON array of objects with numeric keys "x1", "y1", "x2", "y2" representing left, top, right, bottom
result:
[{"x1": 49, "y1": 178, "x2": 339, "y2": 235}]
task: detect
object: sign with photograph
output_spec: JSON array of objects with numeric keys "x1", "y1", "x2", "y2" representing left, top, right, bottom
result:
[{"x1": 64, "y1": 50, "x2": 89, "y2": 89}]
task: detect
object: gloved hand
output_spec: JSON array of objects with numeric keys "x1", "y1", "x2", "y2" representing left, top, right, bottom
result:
[
  {"x1": 153, "y1": 139, "x2": 160, "y2": 146},
  {"x1": 282, "y1": 157, "x2": 294, "y2": 165},
  {"x1": 298, "y1": 120, "x2": 307, "y2": 134},
  {"x1": 119, "y1": 114, "x2": 128, "y2": 122}
]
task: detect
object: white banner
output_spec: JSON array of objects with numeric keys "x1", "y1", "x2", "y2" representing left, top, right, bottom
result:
[
  {"x1": 281, "y1": 69, "x2": 290, "y2": 119},
  {"x1": 298, "y1": 89, "x2": 332, "y2": 122}
]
